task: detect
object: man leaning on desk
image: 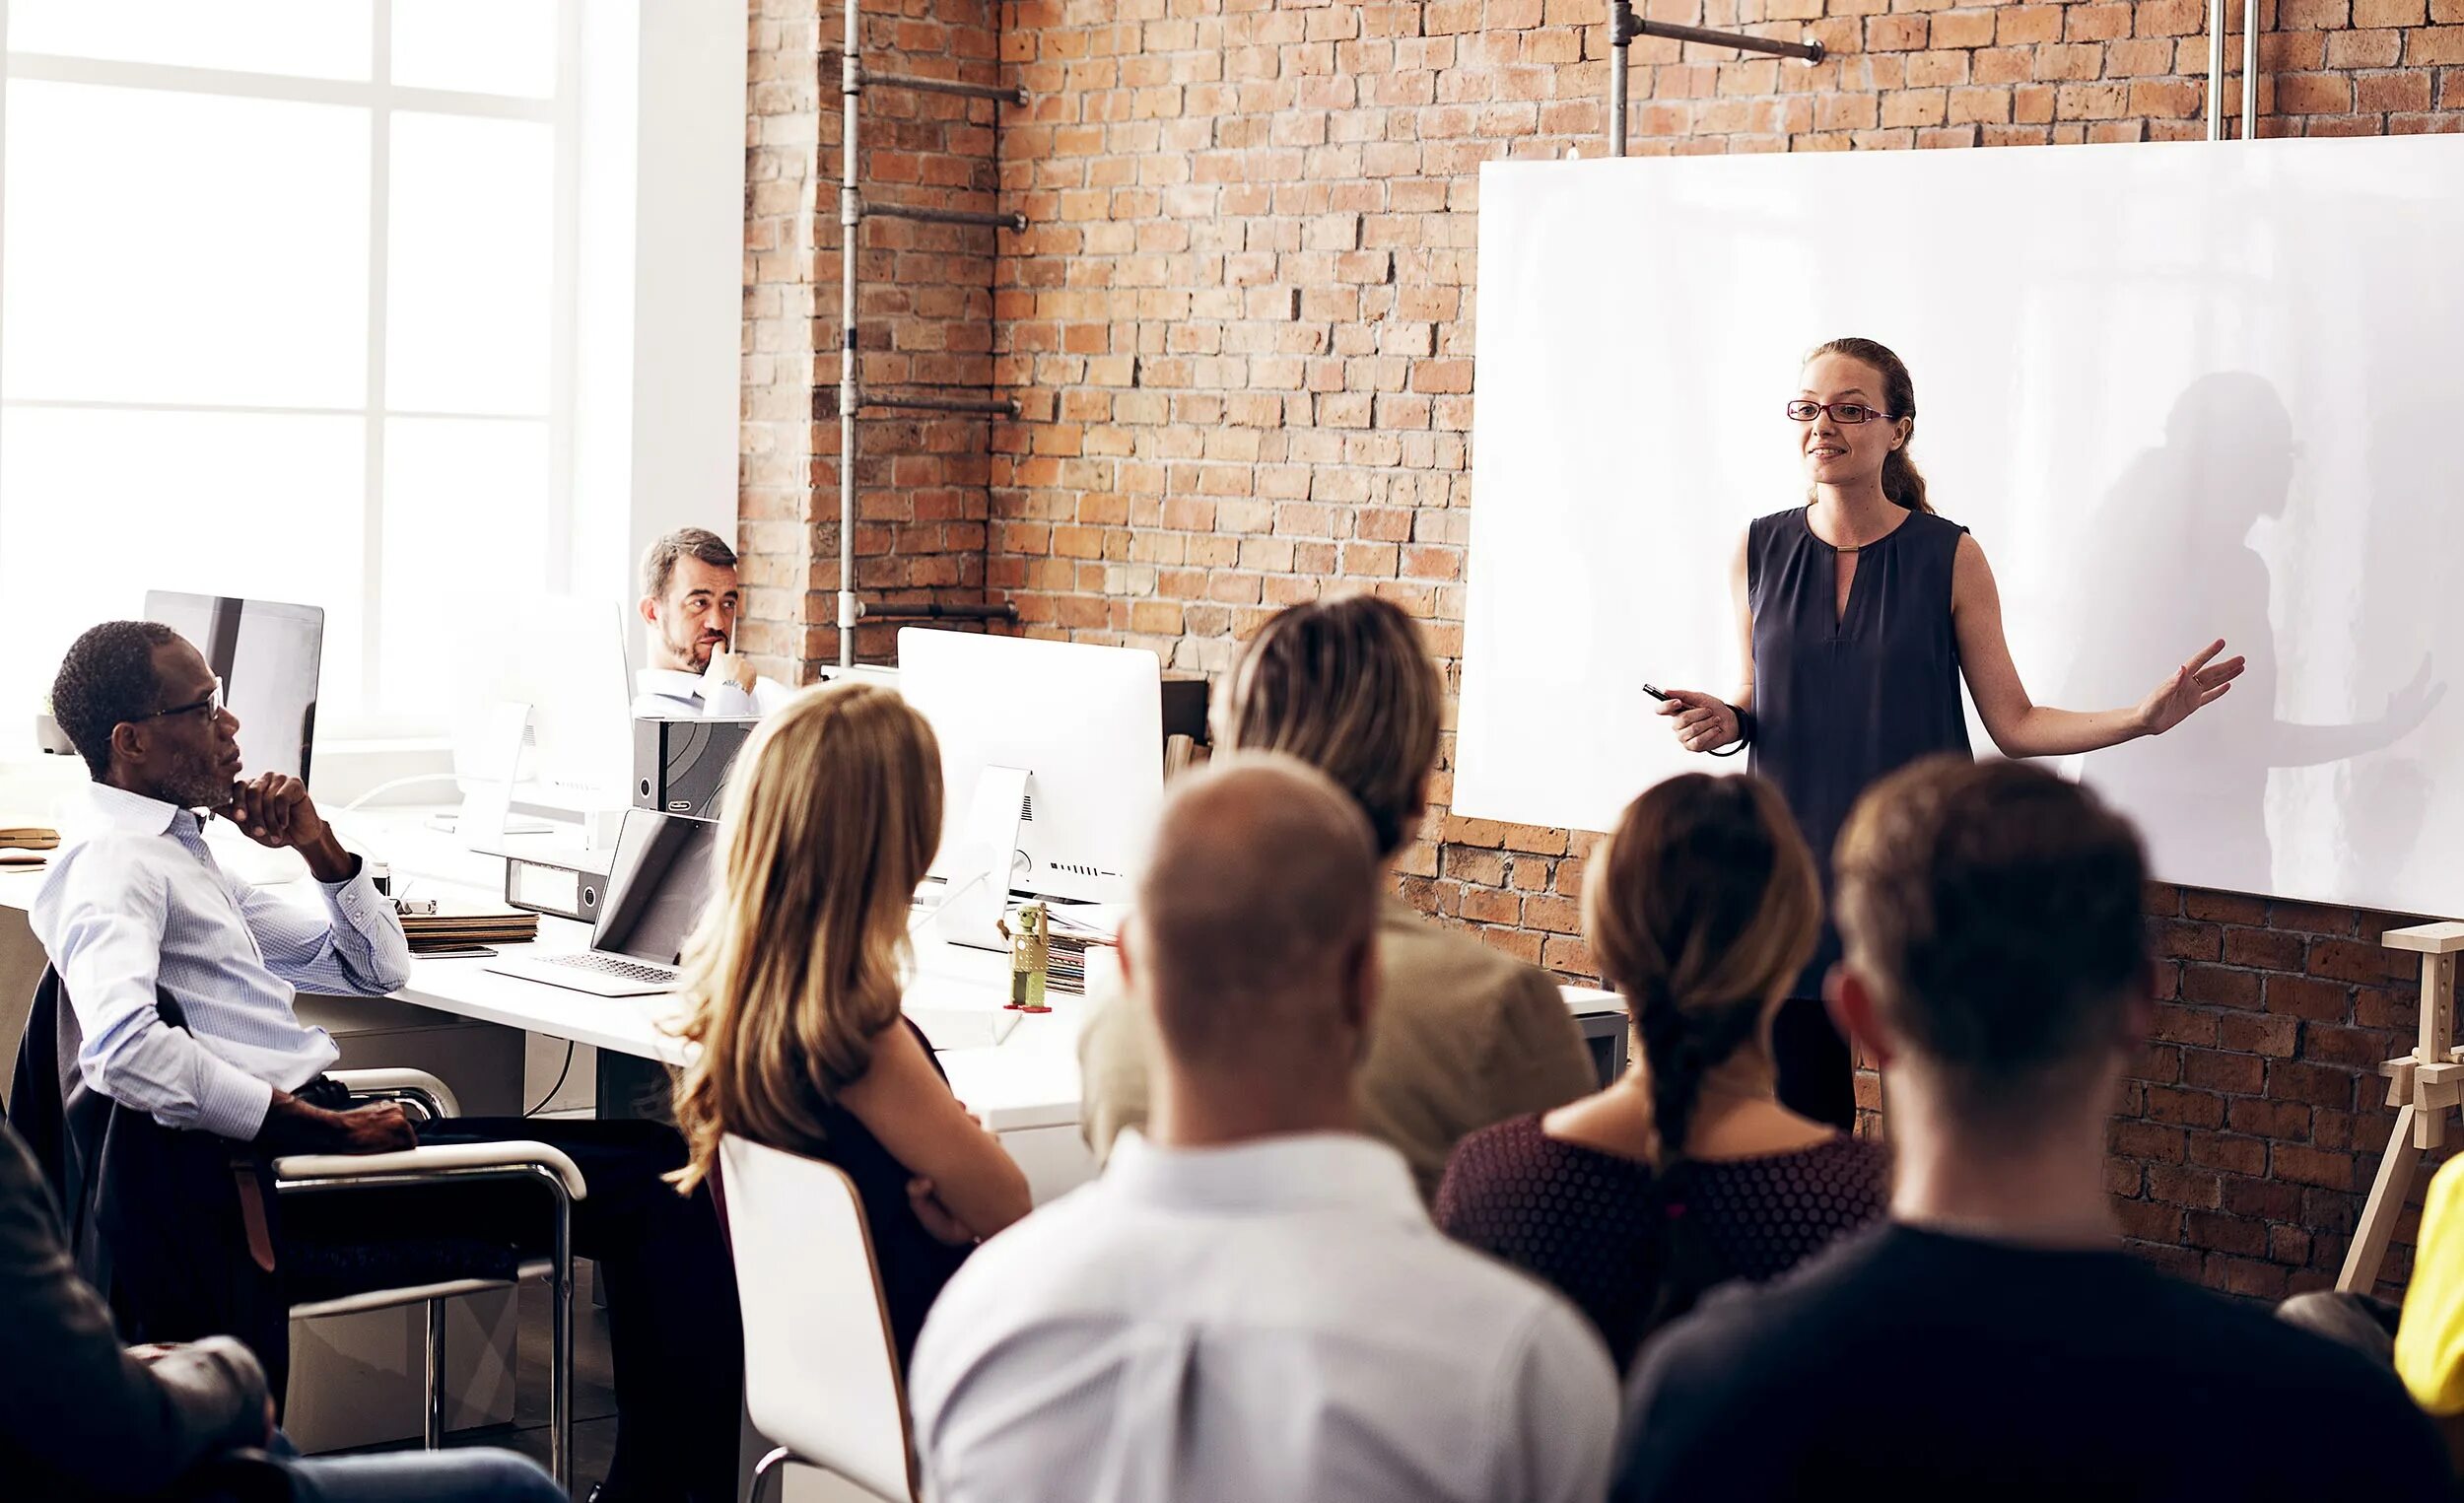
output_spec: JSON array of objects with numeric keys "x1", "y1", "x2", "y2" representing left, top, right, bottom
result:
[
  {"x1": 24, "y1": 621, "x2": 745, "y2": 1503},
  {"x1": 631, "y1": 526, "x2": 791, "y2": 718}
]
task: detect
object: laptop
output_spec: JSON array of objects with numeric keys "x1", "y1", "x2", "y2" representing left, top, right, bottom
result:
[{"x1": 485, "y1": 808, "x2": 717, "y2": 997}]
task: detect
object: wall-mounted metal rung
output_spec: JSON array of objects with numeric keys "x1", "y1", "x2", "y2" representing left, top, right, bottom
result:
[
  {"x1": 865, "y1": 69, "x2": 1026, "y2": 106},
  {"x1": 860, "y1": 392, "x2": 1020, "y2": 417},
  {"x1": 862, "y1": 203, "x2": 1026, "y2": 233},
  {"x1": 865, "y1": 601, "x2": 1020, "y2": 622},
  {"x1": 1624, "y1": 14, "x2": 1823, "y2": 63}
]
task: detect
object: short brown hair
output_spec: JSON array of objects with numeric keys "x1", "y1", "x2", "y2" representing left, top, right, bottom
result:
[
  {"x1": 641, "y1": 527, "x2": 739, "y2": 601},
  {"x1": 1218, "y1": 595, "x2": 1442, "y2": 858},
  {"x1": 1834, "y1": 757, "x2": 2149, "y2": 1113}
]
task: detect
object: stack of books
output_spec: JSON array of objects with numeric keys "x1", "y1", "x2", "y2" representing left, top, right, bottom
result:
[{"x1": 399, "y1": 904, "x2": 538, "y2": 953}]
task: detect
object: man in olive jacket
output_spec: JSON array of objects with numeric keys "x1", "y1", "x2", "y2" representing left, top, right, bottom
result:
[{"x1": 1078, "y1": 597, "x2": 1597, "y2": 1203}]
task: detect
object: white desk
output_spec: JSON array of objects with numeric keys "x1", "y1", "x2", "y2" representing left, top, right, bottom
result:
[{"x1": 0, "y1": 811, "x2": 1626, "y2": 1201}]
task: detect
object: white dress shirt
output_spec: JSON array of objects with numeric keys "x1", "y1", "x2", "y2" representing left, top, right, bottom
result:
[
  {"x1": 631, "y1": 664, "x2": 791, "y2": 719},
  {"x1": 910, "y1": 1130, "x2": 1617, "y2": 1503},
  {"x1": 28, "y1": 785, "x2": 412, "y2": 1141}
]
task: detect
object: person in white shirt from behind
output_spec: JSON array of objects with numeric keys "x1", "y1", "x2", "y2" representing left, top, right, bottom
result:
[
  {"x1": 908, "y1": 756, "x2": 1618, "y2": 1503},
  {"x1": 630, "y1": 526, "x2": 793, "y2": 717}
]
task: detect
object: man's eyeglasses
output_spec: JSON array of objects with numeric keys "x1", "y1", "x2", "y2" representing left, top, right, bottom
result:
[
  {"x1": 140, "y1": 678, "x2": 224, "y2": 723},
  {"x1": 1786, "y1": 400, "x2": 1895, "y2": 426}
]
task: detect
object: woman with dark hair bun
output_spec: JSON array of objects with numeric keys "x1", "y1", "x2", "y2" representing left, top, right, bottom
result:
[
  {"x1": 1435, "y1": 773, "x2": 1888, "y2": 1373},
  {"x1": 1651, "y1": 337, "x2": 2244, "y2": 1127}
]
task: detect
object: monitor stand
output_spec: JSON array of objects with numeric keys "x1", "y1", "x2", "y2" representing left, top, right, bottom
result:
[{"x1": 930, "y1": 764, "x2": 1029, "y2": 954}]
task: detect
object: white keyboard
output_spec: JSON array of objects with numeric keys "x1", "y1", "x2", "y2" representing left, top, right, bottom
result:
[{"x1": 545, "y1": 952, "x2": 678, "y2": 986}]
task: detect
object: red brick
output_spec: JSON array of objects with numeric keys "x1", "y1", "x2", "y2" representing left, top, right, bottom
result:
[
  {"x1": 2180, "y1": 964, "x2": 2260, "y2": 1008},
  {"x1": 2185, "y1": 1130, "x2": 2268, "y2": 1176},
  {"x1": 2273, "y1": 1143, "x2": 2355, "y2": 1191},
  {"x1": 2222, "y1": 926, "x2": 2302, "y2": 970}
]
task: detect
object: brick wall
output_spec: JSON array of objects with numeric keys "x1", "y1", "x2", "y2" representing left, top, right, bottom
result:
[
  {"x1": 745, "y1": 0, "x2": 2464, "y2": 1297},
  {"x1": 741, "y1": 0, "x2": 1004, "y2": 680}
]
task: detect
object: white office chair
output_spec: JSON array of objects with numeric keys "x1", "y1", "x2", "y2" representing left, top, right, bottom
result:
[
  {"x1": 276, "y1": 1069, "x2": 586, "y2": 1484},
  {"x1": 719, "y1": 1134, "x2": 917, "y2": 1503}
]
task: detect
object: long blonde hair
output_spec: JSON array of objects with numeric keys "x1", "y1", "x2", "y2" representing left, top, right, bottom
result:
[{"x1": 669, "y1": 682, "x2": 944, "y2": 1191}]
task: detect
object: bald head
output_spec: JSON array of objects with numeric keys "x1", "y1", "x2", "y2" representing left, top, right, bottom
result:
[{"x1": 1131, "y1": 756, "x2": 1381, "y2": 1089}]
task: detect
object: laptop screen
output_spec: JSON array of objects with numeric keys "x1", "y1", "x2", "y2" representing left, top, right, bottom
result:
[{"x1": 592, "y1": 809, "x2": 719, "y2": 966}]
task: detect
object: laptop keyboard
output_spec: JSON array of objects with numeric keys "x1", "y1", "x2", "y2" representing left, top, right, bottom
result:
[{"x1": 544, "y1": 952, "x2": 677, "y2": 984}]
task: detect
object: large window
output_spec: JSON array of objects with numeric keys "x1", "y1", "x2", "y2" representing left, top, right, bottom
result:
[{"x1": 0, "y1": 0, "x2": 574, "y2": 739}]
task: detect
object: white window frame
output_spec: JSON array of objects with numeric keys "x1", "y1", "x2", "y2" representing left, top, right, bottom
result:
[{"x1": 0, "y1": 0, "x2": 583, "y2": 740}]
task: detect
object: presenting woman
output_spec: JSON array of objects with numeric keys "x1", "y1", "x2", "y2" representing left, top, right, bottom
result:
[{"x1": 1655, "y1": 336, "x2": 2243, "y2": 1128}]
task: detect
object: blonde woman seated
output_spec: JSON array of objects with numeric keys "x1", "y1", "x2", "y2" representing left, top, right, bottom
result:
[
  {"x1": 670, "y1": 682, "x2": 1031, "y2": 1363},
  {"x1": 1435, "y1": 774, "x2": 1889, "y2": 1373}
]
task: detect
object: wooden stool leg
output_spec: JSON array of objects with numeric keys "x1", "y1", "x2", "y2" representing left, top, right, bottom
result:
[{"x1": 2339, "y1": 1106, "x2": 2425, "y2": 1294}]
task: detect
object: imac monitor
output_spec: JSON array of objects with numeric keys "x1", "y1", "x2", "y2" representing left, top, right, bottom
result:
[
  {"x1": 446, "y1": 595, "x2": 634, "y2": 803},
  {"x1": 896, "y1": 628, "x2": 1164, "y2": 907},
  {"x1": 142, "y1": 591, "x2": 324, "y2": 786}
]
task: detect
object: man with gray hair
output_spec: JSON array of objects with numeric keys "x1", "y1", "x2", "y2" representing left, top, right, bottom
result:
[
  {"x1": 631, "y1": 526, "x2": 791, "y2": 717},
  {"x1": 910, "y1": 756, "x2": 1617, "y2": 1503}
]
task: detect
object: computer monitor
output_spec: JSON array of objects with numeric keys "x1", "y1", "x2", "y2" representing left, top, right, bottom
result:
[
  {"x1": 142, "y1": 591, "x2": 324, "y2": 786},
  {"x1": 591, "y1": 808, "x2": 719, "y2": 967},
  {"x1": 445, "y1": 595, "x2": 634, "y2": 804},
  {"x1": 895, "y1": 628, "x2": 1163, "y2": 907}
]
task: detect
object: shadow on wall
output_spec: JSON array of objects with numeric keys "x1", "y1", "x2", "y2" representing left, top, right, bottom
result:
[{"x1": 2062, "y1": 373, "x2": 2440, "y2": 897}]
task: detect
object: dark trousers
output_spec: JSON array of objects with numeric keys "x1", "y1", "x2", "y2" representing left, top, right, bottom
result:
[
  {"x1": 1772, "y1": 994, "x2": 1857, "y2": 1131},
  {"x1": 281, "y1": 1118, "x2": 743, "y2": 1503}
]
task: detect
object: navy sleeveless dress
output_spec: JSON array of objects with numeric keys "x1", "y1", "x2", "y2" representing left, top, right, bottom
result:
[{"x1": 1746, "y1": 505, "x2": 1972, "y2": 1124}]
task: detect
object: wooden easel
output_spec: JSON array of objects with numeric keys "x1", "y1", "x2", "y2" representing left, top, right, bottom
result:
[{"x1": 2338, "y1": 921, "x2": 2464, "y2": 1293}]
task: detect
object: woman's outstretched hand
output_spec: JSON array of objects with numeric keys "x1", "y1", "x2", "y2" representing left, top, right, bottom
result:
[
  {"x1": 1656, "y1": 688, "x2": 1742, "y2": 754},
  {"x1": 2137, "y1": 640, "x2": 2246, "y2": 737}
]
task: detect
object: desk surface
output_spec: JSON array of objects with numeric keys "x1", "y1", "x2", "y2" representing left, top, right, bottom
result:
[{"x1": 0, "y1": 809, "x2": 1621, "y2": 1135}]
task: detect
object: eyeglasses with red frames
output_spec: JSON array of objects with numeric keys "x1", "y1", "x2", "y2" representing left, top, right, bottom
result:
[{"x1": 1786, "y1": 400, "x2": 1896, "y2": 425}]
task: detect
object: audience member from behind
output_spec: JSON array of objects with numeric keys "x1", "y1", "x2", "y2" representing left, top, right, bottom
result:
[
  {"x1": 911, "y1": 758, "x2": 1617, "y2": 1503},
  {"x1": 1437, "y1": 774, "x2": 1888, "y2": 1372},
  {"x1": 1613, "y1": 758, "x2": 2449, "y2": 1503},
  {"x1": 1077, "y1": 594, "x2": 1597, "y2": 1203},
  {"x1": 670, "y1": 682, "x2": 1030, "y2": 1364},
  {"x1": 632, "y1": 527, "x2": 791, "y2": 717}
]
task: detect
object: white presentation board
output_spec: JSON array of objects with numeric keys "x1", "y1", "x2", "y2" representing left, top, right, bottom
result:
[{"x1": 1458, "y1": 135, "x2": 2464, "y2": 918}]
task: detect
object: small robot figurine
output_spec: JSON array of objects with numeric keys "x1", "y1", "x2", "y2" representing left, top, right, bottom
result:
[{"x1": 999, "y1": 901, "x2": 1052, "y2": 1013}]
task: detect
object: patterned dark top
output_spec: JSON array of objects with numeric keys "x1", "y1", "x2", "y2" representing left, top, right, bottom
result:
[
  {"x1": 1747, "y1": 505, "x2": 1971, "y2": 998},
  {"x1": 1434, "y1": 1114, "x2": 1890, "y2": 1372}
]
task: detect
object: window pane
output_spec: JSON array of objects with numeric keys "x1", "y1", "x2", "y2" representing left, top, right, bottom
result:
[
  {"x1": 0, "y1": 408, "x2": 367, "y2": 739},
  {"x1": 386, "y1": 113, "x2": 553, "y2": 416},
  {"x1": 392, "y1": 0, "x2": 558, "y2": 99},
  {"x1": 6, "y1": 0, "x2": 373, "y2": 80},
  {"x1": 2, "y1": 82, "x2": 370, "y2": 406},
  {"x1": 378, "y1": 417, "x2": 550, "y2": 718}
]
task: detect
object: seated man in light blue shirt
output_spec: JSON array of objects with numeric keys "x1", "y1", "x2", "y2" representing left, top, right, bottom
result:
[
  {"x1": 909, "y1": 757, "x2": 1618, "y2": 1503},
  {"x1": 631, "y1": 527, "x2": 791, "y2": 718},
  {"x1": 32, "y1": 622, "x2": 745, "y2": 1503}
]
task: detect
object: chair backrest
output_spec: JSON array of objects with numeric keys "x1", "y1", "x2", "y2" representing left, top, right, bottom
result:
[{"x1": 719, "y1": 1134, "x2": 917, "y2": 1503}]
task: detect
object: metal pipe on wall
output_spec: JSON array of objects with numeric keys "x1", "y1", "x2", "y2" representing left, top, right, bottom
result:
[
  {"x1": 2241, "y1": 0, "x2": 2258, "y2": 139},
  {"x1": 1608, "y1": 0, "x2": 1631, "y2": 157},
  {"x1": 2206, "y1": 0, "x2": 2225, "y2": 140},
  {"x1": 839, "y1": 2, "x2": 861, "y2": 669}
]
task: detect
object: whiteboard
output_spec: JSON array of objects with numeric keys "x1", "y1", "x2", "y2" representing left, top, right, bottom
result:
[{"x1": 1458, "y1": 136, "x2": 2464, "y2": 917}]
